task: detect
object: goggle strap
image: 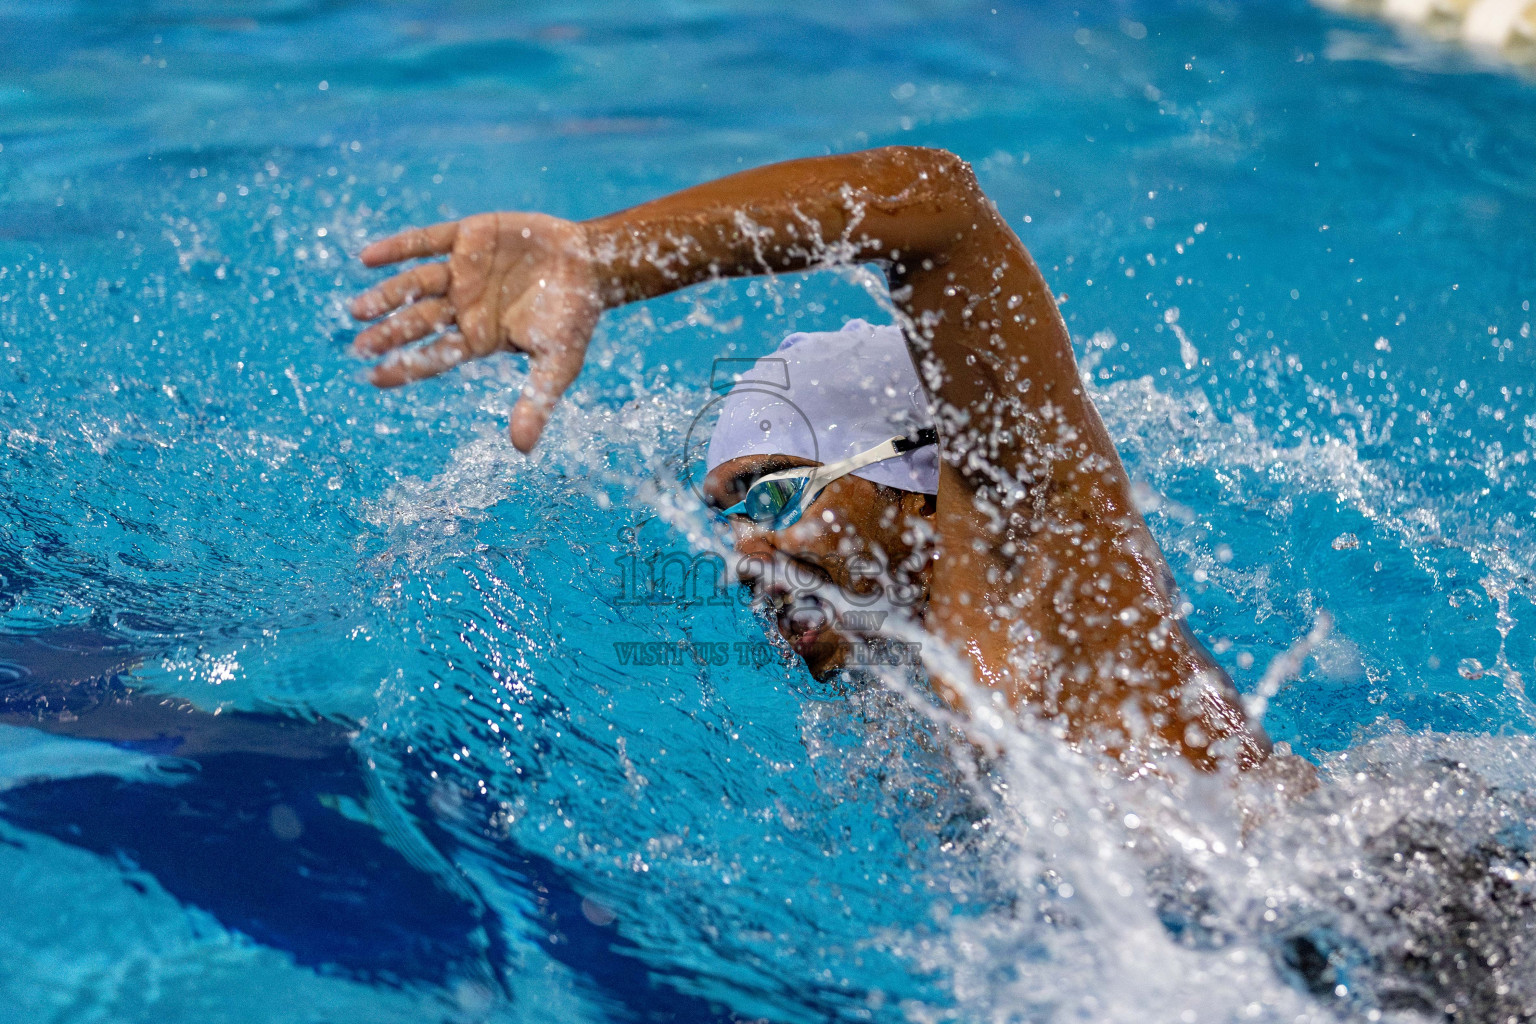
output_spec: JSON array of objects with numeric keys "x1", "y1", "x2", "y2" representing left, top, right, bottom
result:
[
  {"x1": 814, "y1": 428, "x2": 938, "y2": 484},
  {"x1": 715, "y1": 429, "x2": 939, "y2": 524},
  {"x1": 891, "y1": 427, "x2": 939, "y2": 454}
]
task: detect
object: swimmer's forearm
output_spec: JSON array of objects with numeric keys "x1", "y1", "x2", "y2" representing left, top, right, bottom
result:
[{"x1": 580, "y1": 146, "x2": 989, "y2": 307}]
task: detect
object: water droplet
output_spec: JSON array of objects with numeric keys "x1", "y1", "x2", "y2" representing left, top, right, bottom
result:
[
  {"x1": 1179, "y1": 334, "x2": 1199, "y2": 370},
  {"x1": 268, "y1": 803, "x2": 303, "y2": 840},
  {"x1": 580, "y1": 898, "x2": 617, "y2": 926}
]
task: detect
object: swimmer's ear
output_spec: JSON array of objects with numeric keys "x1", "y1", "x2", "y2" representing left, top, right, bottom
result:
[{"x1": 901, "y1": 489, "x2": 937, "y2": 520}]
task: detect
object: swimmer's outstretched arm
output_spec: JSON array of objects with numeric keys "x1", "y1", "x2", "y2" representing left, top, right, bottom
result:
[{"x1": 351, "y1": 146, "x2": 1268, "y2": 771}]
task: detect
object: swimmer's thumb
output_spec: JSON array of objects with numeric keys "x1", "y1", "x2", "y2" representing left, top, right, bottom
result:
[
  {"x1": 509, "y1": 400, "x2": 549, "y2": 454},
  {"x1": 509, "y1": 348, "x2": 581, "y2": 453}
]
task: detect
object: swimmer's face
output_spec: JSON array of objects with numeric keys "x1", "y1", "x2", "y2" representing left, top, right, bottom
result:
[{"x1": 703, "y1": 454, "x2": 936, "y2": 680}]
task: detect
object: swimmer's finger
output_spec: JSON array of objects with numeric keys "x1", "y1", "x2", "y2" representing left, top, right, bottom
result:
[
  {"x1": 359, "y1": 222, "x2": 459, "y2": 267},
  {"x1": 349, "y1": 262, "x2": 451, "y2": 321},
  {"x1": 368, "y1": 332, "x2": 472, "y2": 388},
  {"x1": 509, "y1": 346, "x2": 583, "y2": 453},
  {"x1": 354, "y1": 297, "x2": 456, "y2": 356}
]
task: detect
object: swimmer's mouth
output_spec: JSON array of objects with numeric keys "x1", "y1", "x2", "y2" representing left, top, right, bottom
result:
[{"x1": 759, "y1": 588, "x2": 835, "y2": 656}]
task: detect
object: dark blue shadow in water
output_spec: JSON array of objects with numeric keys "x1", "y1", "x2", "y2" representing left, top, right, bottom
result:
[
  {"x1": 0, "y1": 628, "x2": 506, "y2": 990},
  {"x1": 0, "y1": 746, "x2": 506, "y2": 989},
  {"x1": 396, "y1": 749, "x2": 753, "y2": 1024},
  {"x1": 0, "y1": 628, "x2": 754, "y2": 1021}
]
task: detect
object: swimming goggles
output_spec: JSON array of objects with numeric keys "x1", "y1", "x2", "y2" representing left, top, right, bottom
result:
[{"x1": 715, "y1": 428, "x2": 938, "y2": 531}]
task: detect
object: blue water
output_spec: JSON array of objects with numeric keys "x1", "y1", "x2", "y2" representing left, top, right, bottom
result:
[{"x1": 2, "y1": 1, "x2": 1534, "y2": 1021}]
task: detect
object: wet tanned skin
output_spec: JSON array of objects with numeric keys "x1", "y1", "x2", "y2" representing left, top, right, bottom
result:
[
  {"x1": 350, "y1": 146, "x2": 1270, "y2": 771},
  {"x1": 702, "y1": 454, "x2": 936, "y2": 681}
]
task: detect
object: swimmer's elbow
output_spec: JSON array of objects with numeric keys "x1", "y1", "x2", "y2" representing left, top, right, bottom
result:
[
  {"x1": 855, "y1": 146, "x2": 998, "y2": 252},
  {"x1": 873, "y1": 146, "x2": 983, "y2": 195},
  {"x1": 871, "y1": 144, "x2": 969, "y2": 171}
]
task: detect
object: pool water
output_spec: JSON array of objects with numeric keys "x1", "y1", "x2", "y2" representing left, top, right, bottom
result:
[{"x1": 2, "y1": 1, "x2": 1534, "y2": 1021}]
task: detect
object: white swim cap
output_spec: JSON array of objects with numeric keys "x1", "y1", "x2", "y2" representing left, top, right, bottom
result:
[{"x1": 705, "y1": 319, "x2": 939, "y2": 494}]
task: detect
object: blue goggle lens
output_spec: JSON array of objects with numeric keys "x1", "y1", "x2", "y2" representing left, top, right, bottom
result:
[{"x1": 743, "y1": 475, "x2": 807, "y2": 525}]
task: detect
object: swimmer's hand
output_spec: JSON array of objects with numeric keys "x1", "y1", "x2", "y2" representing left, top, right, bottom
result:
[{"x1": 349, "y1": 213, "x2": 601, "y2": 452}]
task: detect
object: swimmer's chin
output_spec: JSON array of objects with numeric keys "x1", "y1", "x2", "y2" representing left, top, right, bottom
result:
[
  {"x1": 782, "y1": 625, "x2": 850, "y2": 681},
  {"x1": 804, "y1": 650, "x2": 848, "y2": 682}
]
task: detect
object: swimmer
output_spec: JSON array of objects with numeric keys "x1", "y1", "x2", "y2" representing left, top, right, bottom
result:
[{"x1": 350, "y1": 146, "x2": 1270, "y2": 772}]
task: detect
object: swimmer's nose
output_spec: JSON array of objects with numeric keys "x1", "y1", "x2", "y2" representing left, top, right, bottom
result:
[
  {"x1": 728, "y1": 518, "x2": 766, "y2": 551},
  {"x1": 730, "y1": 525, "x2": 776, "y2": 589}
]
